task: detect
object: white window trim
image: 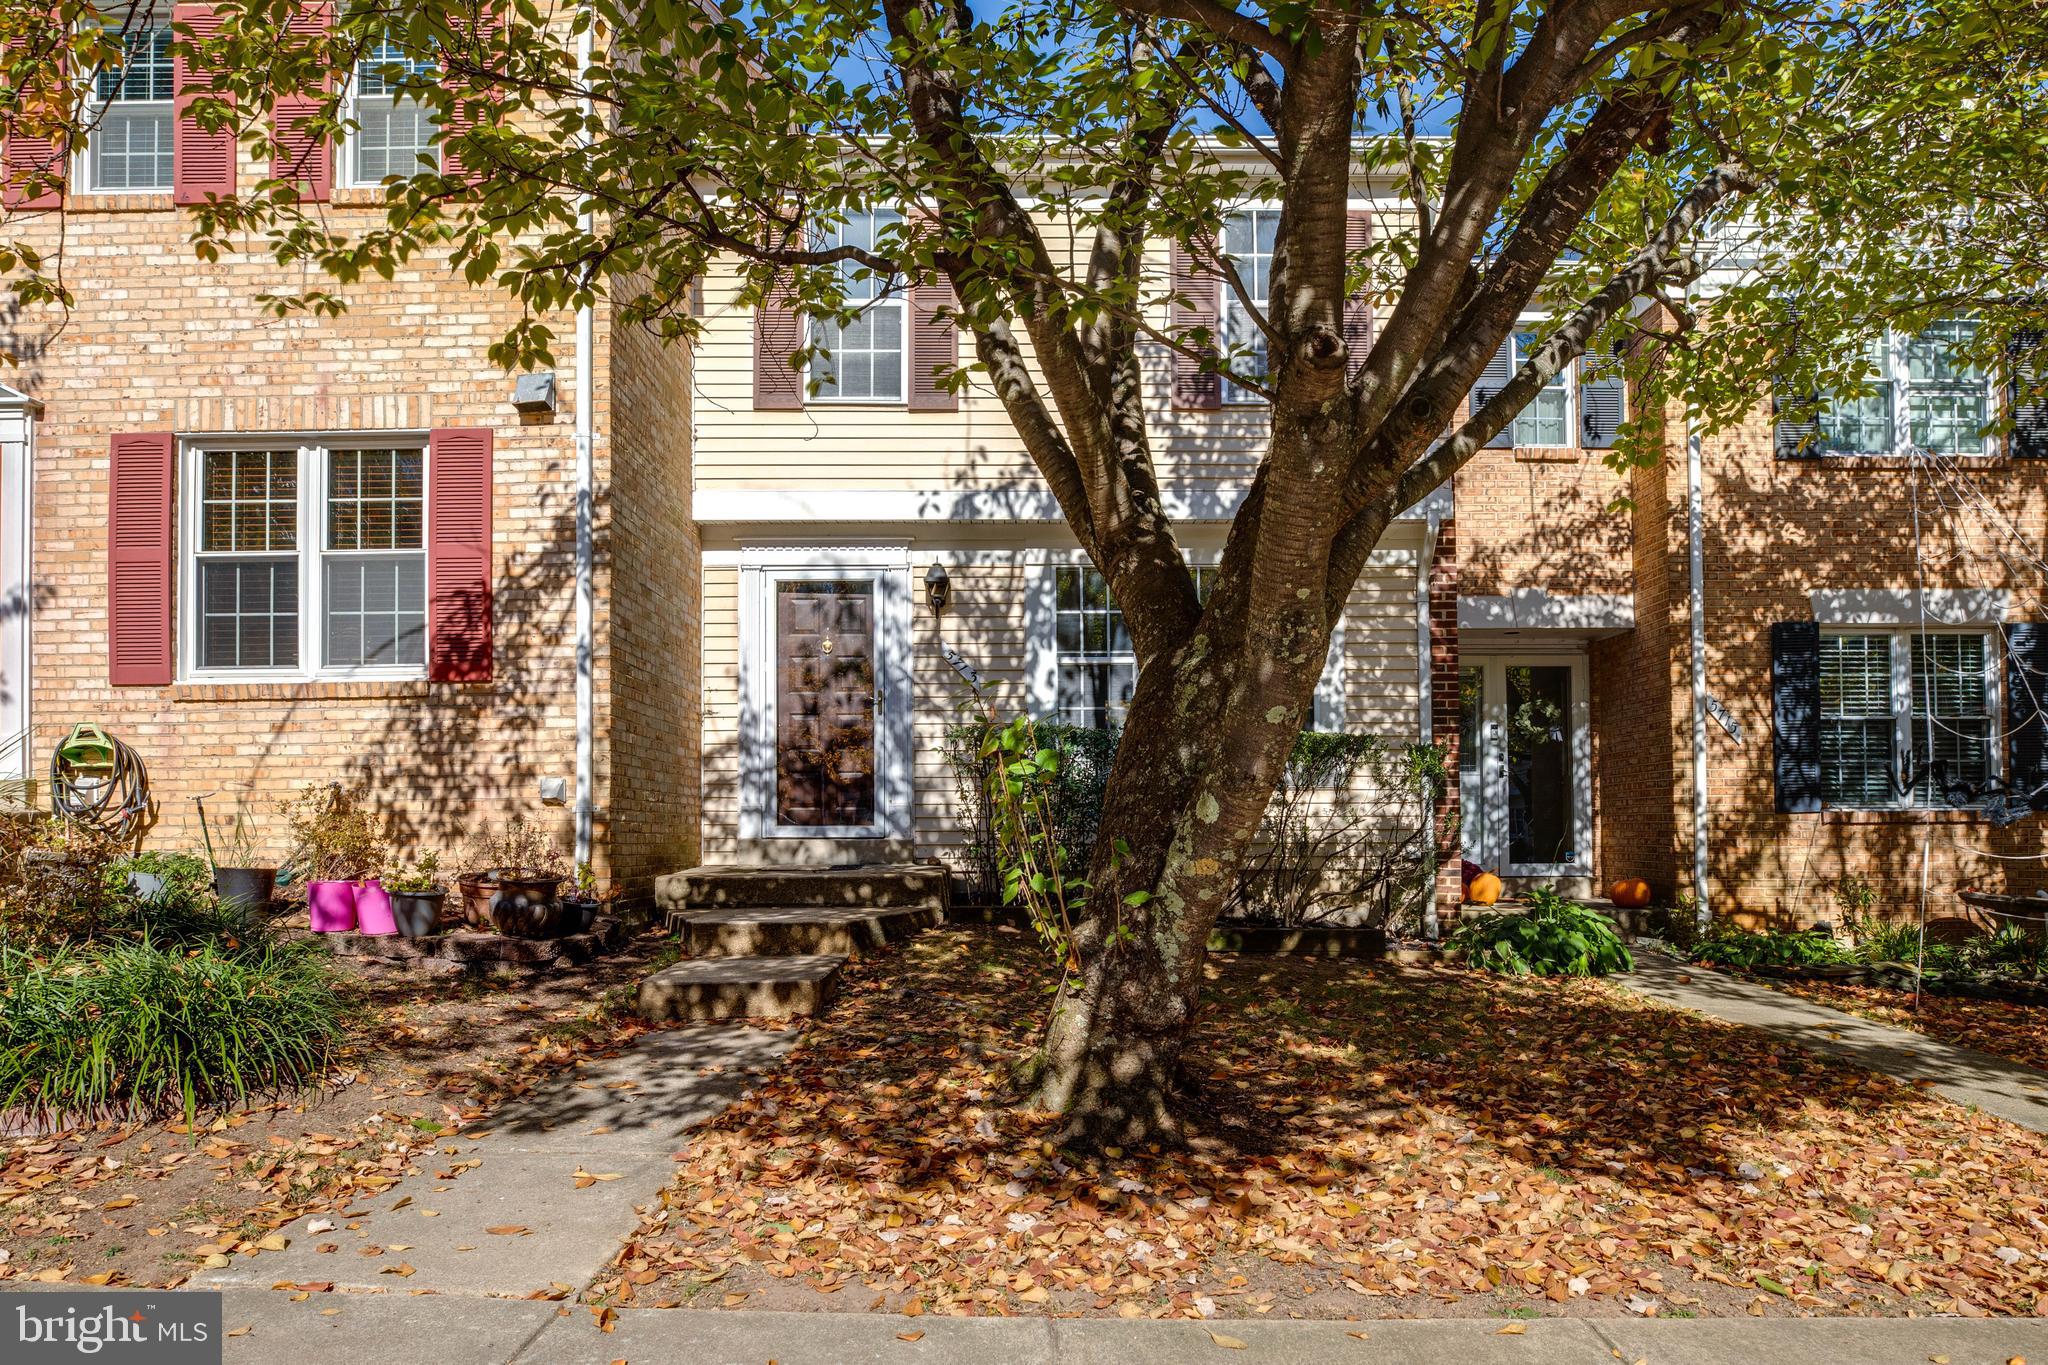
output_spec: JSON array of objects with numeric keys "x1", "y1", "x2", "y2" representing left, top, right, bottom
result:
[
  {"x1": 336, "y1": 55, "x2": 440, "y2": 190},
  {"x1": 1505, "y1": 323, "x2": 1575, "y2": 451},
  {"x1": 1219, "y1": 203, "x2": 1281, "y2": 408},
  {"x1": 803, "y1": 208, "x2": 910, "y2": 406},
  {"x1": 1819, "y1": 323, "x2": 1997, "y2": 459},
  {"x1": 1460, "y1": 652, "x2": 1593, "y2": 877},
  {"x1": 75, "y1": 18, "x2": 175, "y2": 196},
  {"x1": 1025, "y1": 549, "x2": 1346, "y2": 732},
  {"x1": 734, "y1": 546, "x2": 913, "y2": 843},
  {"x1": 177, "y1": 434, "x2": 430, "y2": 685},
  {"x1": 1820, "y1": 625, "x2": 2002, "y2": 810}
]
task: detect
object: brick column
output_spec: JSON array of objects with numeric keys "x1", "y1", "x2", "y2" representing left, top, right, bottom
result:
[{"x1": 1429, "y1": 518, "x2": 1463, "y2": 932}]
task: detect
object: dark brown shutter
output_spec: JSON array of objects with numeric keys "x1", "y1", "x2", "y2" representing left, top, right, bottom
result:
[
  {"x1": 1771, "y1": 621, "x2": 1823, "y2": 813},
  {"x1": 1343, "y1": 209, "x2": 1373, "y2": 383},
  {"x1": 1170, "y1": 238, "x2": 1221, "y2": 410},
  {"x1": 2008, "y1": 330, "x2": 2048, "y2": 459},
  {"x1": 271, "y1": 2, "x2": 332, "y2": 202},
  {"x1": 441, "y1": 7, "x2": 501, "y2": 184},
  {"x1": 427, "y1": 428, "x2": 493, "y2": 682},
  {"x1": 907, "y1": 275, "x2": 959, "y2": 412},
  {"x1": 1, "y1": 10, "x2": 66, "y2": 210},
  {"x1": 108, "y1": 434, "x2": 176, "y2": 687},
  {"x1": 753, "y1": 272, "x2": 805, "y2": 411},
  {"x1": 171, "y1": 3, "x2": 235, "y2": 204}
]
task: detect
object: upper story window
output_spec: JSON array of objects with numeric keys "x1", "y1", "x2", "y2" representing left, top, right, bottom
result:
[
  {"x1": 1814, "y1": 318, "x2": 1991, "y2": 457},
  {"x1": 809, "y1": 208, "x2": 905, "y2": 403},
  {"x1": 344, "y1": 42, "x2": 440, "y2": 186},
  {"x1": 1220, "y1": 208, "x2": 1279, "y2": 404},
  {"x1": 83, "y1": 16, "x2": 174, "y2": 193},
  {"x1": 1819, "y1": 628, "x2": 1995, "y2": 808},
  {"x1": 185, "y1": 441, "x2": 428, "y2": 679}
]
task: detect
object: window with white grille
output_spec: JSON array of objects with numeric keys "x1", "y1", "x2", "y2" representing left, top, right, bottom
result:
[
  {"x1": 1220, "y1": 209, "x2": 1279, "y2": 404},
  {"x1": 809, "y1": 209, "x2": 905, "y2": 402},
  {"x1": 84, "y1": 18, "x2": 174, "y2": 192},
  {"x1": 1819, "y1": 629, "x2": 1995, "y2": 807},
  {"x1": 345, "y1": 42, "x2": 441, "y2": 186},
  {"x1": 1817, "y1": 319, "x2": 1991, "y2": 456}
]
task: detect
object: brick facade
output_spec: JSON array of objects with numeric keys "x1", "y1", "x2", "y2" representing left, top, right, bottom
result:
[{"x1": 6, "y1": 189, "x2": 698, "y2": 902}]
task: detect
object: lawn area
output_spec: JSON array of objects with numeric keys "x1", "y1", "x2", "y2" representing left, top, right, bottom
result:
[
  {"x1": 1770, "y1": 977, "x2": 2048, "y2": 1075},
  {"x1": 0, "y1": 931, "x2": 668, "y2": 1289},
  {"x1": 595, "y1": 924, "x2": 2048, "y2": 1320}
]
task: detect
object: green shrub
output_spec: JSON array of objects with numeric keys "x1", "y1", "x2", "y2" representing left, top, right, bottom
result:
[
  {"x1": 0, "y1": 937, "x2": 344, "y2": 1124},
  {"x1": 1451, "y1": 889, "x2": 1633, "y2": 977},
  {"x1": 1690, "y1": 926, "x2": 1852, "y2": 969},
  {"x1": 945, "y1": 721, "x2": 1117, "y2": 899},
  {"x1": 1843, "y1": 915, "x2": 1923, "y2": 964},
  {"x1": 107, "y1": 850, "x2": 215, "y2": 902}
]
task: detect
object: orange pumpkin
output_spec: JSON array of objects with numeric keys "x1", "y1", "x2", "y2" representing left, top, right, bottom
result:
[
  {"x1": 1608, "y1": 877, "x2": 1653, "y2": 909},
  {"x1": 1467, "y1": 870, "x2": 1504, "y2": 906}
]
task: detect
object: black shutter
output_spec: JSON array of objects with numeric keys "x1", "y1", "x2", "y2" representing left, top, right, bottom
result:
[
  {"x1": 2009, "y1": 330, "x2": 2048, "y2": 459},
  {"x1": 2005, "y1": 624, "x2": 2048, "y2": 806},
  {"x1": 1772, "y1": 621, "x2": 1824, "y2": 813},
  {"x1": 1579, "y1": 345, "x2": 1626, "y2": 448},
  {"x1": 1773, "y1": 308, "x2": 1821, "y2": 459},
  {"x1": 1473, "y1": 339, "x2": 1515, "y2": 449}
]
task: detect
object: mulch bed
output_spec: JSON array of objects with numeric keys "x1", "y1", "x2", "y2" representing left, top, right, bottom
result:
[
  {"x1": 594, "y1": 924, "x2": 2048, "y2": 1320},
  {"x1": 0, "y1": 929, "x2": 672, "y2": 1289},
  {"x1": 1769, "y1": 976, "x2": 2048, "y2": 1075}
]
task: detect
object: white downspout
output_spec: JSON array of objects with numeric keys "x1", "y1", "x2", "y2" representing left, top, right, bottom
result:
[
  {"x1": 1686, "y1": 408, "x2": 1710, "y2": 926},
  {"x1": 573, "y1": 15, "x2": 596, "y2": 874},
  {"x1": 1417, "y1": 512, "x2": 1442, "y2": 940}
]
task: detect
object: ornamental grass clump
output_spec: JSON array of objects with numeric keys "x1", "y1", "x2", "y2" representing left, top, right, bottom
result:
[
  {"x1": 0, "y1": 935, "x2": 344, "y2": 1127},
  {"x1": 1689, "y1": 926, "x2": 1853, "y2": 970},
  {"x1": 1451, "y1": 888, "x2": 1633, "y2": 978}
]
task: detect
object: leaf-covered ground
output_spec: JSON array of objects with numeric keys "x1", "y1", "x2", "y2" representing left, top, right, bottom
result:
[
  {"x1": 0, "y1": 932, "x2": 668, "y2": 1289},
  {"x1": 595, "y1": 925, "x2": 2048, "y2": 1320},
  {"x1": 1770, "y1": 977, "x2": 2048, "y2": 1075}
]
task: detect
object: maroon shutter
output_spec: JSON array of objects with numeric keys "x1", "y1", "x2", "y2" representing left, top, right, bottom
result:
[
  {"x1": 272, "y1": 2, "x2": 332, "y2": 201},
  {"x1": 172, "y1": 3, "x2": 235, "y2": 205},
  {"x1": 1343, "y1": 209, "x2": 1374, "y2": 382},
  {"x1": 753, "y1": 273, "x2": 805, "y2": 411},
  {"x1": 1170, "y1": 239, "x2": 1221, "y2": 410},
  {"x1": 108, "y1": 434, "x2": 175, "y2": 687},
  {"x1": 907, "y1": 275, "x2": 959, "y2": 412},
  {"x1": 2, "y1": 12, "x2": 66, "y2": 210},
  {"x1": 427, "y1": 428, "x2": 493, "y2": 682},
  {"x1": 440, "y1": 8, "x2": 500, "y2": 184}
]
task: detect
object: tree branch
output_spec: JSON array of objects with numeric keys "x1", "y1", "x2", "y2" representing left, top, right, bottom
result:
[{"x1": 1110, "y1": 0, "x2": 1291, "y2": 65}]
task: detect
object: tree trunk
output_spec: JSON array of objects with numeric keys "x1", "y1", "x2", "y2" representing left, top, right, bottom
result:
[{"x1": 1031, "y1": 618, "x2": 1321, "y2": 1144}]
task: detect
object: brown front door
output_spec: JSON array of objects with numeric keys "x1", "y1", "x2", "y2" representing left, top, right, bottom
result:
[{"x1": 775, "y1": 579, "x2": 877, "y2": 828}]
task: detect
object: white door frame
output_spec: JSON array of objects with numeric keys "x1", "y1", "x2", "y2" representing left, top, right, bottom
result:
[
  {"x1": 0, "y1": 387, "x2": 35, "y2": 787},
  {"x1": 736, "y1": 545, "x2": 913, "y2": 846},
  {"x1": 1461, "y1": 652, "x2": 1592, "y2": 877}
]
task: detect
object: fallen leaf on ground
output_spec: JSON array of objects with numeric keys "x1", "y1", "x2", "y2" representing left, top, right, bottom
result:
[{"x1": 1208, "y1": 1331, "x2": 1248, "y2": 1349}]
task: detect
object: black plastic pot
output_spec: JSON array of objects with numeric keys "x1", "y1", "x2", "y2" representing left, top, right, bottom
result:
[
  {"x1": 559, "y1": 895, "x2": 600, "y2": 935},
  {"x1": 213, "y1": 866, "x2": 277, "y2": 917},
  {"x1": 390, "y1": 888, "x2": 446, "y2": 938}
]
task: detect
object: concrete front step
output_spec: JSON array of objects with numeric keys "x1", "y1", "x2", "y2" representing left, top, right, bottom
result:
[
  {"x1": 678, "y1": 903, "x2": 942, "y2": 958},
  {"x1": 656, "y1": 862, "x2": 949, "y2": 919},
  {"x1": 636, "y1": 954, "x2": 845, "y2": 1023}
]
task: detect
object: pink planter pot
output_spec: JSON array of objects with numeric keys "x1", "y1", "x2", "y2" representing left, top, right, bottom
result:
[
  {"x1": 354, "y1": 879, "x2": 398, "y2": 936},
  {"x1": 308, "y1": 880, "x2": 359, "y2": 933}
]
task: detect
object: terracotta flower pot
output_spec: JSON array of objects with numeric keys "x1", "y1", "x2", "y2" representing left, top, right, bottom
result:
[{"x1": 456, "y1": 874, "x2": 501, "y2": 929}]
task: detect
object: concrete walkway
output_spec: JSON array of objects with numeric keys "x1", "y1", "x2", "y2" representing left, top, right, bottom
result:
[
  {"x1": 192, "y1": 1023, "x2": 797, "y2": 1299},
  {"x1": 1621, "y1": 950, "x2": 2048, "y2": 1133},
  {"x1": 201, "y1": 1292, "x2": 2048, "y2": 1364}
]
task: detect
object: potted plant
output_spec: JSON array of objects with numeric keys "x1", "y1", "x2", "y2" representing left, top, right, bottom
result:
[
  {"x1": 560, "y1": 860, "x2": 607, "y2": 934},
  {"x1": 284, "y1": 784, "x2": 389, "y2": 934},
  {"x1": 386, "y1": 851, "x2": 447, "y2": 937},
  {"x1": 198, "y1": 797, "x2": 279, "y2": 918},
  {"x1": 461, "y1": 816, "x2": 567, "y2": 937}
]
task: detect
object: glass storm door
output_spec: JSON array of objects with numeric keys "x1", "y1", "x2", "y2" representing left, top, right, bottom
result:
[
  {"x1": 1459, "y1": 655, "x2": 1589, "y2": 875},
  {"x1": 774, "y1": 579, "x2": 877, "y2": 830}
]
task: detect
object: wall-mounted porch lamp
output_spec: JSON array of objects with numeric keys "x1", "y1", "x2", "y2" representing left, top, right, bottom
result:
[{"x1": 924, "y1": 562, "x2": 952, "y2": 618}]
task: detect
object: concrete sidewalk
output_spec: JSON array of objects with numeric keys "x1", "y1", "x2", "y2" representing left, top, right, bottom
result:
[
  {"x1": 1621, "y1": 950, "x2": 2048, "y2": 1133},
  {"x1": 191, "y1": 1023, "x2": 796, "y2": 1298},
  {"x1": 203, "y1": 1291, "x2": 2048, "y2": 1364}
]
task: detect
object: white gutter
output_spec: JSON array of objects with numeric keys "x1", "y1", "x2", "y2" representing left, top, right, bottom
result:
[
  {"x1": 1416, "y1": 511, "x2": 1442, "y2": 941},
  {"x1": 1685, "y1": 408, "x2": 1710, "y2": 926},
  {"x1": 572, "y1": 15, "x2": 595, "y2": 873}
]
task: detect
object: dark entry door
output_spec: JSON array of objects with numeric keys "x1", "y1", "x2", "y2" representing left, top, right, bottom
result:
[{"x1": 775, "y1": 579, "x2": 877, "y2": 828}]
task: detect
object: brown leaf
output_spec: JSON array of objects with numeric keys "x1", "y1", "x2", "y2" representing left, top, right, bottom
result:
[
  {"x1": 1497, "y1": 1322, "x2": 1528, "y2": 1335},
  {"x1": 897, "y1": 1331, "x2": 925, "y2": 1342},
  {"x1": 486, "y1": 1225, "x2": 532, "y2": 1236},
  {"x1": 1208, "y1": 1331, "x2": 1248, "y2": 1350}
]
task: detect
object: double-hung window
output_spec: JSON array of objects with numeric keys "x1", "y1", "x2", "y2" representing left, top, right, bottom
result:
[
  {"x1": 809, "y1": 208, "x2": 905, "y2": 403},
  {"x1": 1051, "y1": 564, "x2": 1341, "y2": 732},
  {"x1": 1819, "y1": 629, "x2": 1996, "y2": 808},
  {"x1": 1815, "y1": 319, "x2": 1992, "y2": 456},
  {"x1": 344, "y1": 41, "x2": 440, "y2": 186},
  {"x1": 83, "y1": 15, "x2": 174, "y2": 193},
  {"x1": 1220, "y1": 208, "x2": 1279, "y2": 404},
  {"x1": 1507, "y1": 331, "x2": 1571, "y2": 446},
  {"x1": 186, "y1": 441, "x2": 428, "y2": 679}
]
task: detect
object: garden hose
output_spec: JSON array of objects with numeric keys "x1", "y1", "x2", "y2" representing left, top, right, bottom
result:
[{"x1": 49, "y1": 723, "x2": 151, "y2": 841}]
